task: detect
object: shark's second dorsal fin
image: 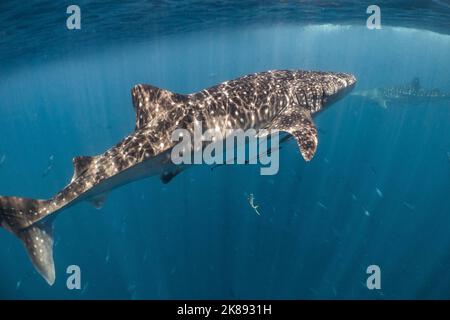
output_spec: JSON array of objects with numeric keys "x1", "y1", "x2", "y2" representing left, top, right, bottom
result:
[
  {"x1": 72, "y1": 156, "x2": 95, "y2": 182},
  {"x1": 131, "y1": 84, "x2": 185, "y2": 130},
  {"x1": 411, "y1": 78, "x2": 421, "y2": 91}
]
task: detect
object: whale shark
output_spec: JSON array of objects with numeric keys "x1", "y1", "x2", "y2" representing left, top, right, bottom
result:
[
  {"x1": 352, "y1": 78, "x2": 450, "y2": 108},
  {"x1": 0, "y1": 70, "x2": 356, "y2": 285}
]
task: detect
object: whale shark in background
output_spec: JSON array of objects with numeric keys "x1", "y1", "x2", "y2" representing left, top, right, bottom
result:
[
  {"x1": 0, "y1": 70, "x2": 356, "y2": 285},
  {"x1": 352, "y1": 78, "x2": 450, "y2": 108}
]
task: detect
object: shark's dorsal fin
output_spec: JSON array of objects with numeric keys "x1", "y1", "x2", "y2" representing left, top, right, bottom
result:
[
  {"x1": 131, "y1": 84, "x2": 185, "y2": 130},
  {"x1": 411, "y1": 78, "x2": 421, "y2": 91},
  {"x1": 72, "y1": 156, "x2": 95, "y2": 182},
  {"x1": 270, "y1": 108, "x2": 318, "y2": 161}
]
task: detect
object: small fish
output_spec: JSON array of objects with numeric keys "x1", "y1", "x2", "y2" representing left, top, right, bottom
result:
[
  {"x1": 15, "y1": 280, "x2": 21, "y2": 290},
  {"x1": 0, "y1": 154, "x2": 5, "y2": 166},
  {"x1": 331, "y1": 287, "x2": 337, "y2": 296},
  {"x1": 42, "y1": 155, "x2": 55, "y2": 177},
  {"x1": 351, "y1": 193, "x2": 358, "y2": 201},
  {"x1": 247, "y1": 193, "x2": 261, "y2": 215},
  {"x1": 317, "y1": 201, "x2": 328, "y2": 210},
  {"x1": 81, "y1": 282, "x2": 89, "y2": 295},
  {"x1": 375, "y1": 187, "x2": 383, "y2": 198},
  {"x1": 308, "y1": 288, "x2": 319, "y2": 296},
  {"x1": 364, "y1": 209, "x2": 370, "y2": 216},
  {"x1": 403, "y1": 201, "x2": 416, "y2": 211},
  {"x1": 105, "y1": 247, "x2": 110, "y2": 264}
]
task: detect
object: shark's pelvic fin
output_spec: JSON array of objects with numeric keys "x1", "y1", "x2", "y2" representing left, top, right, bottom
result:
[
  {"x1": 89, "y1": 193, "x2": 108, "y2": 209},
  {"x1": 0, "y1": 196, "x2": 56, "y2": 285},
  {"x1": 160, "y1": 167, "x2": 184, "y2": 184},
  {"x1": 131, "y1": 84, "x2": 185, "y2": 130},
  {"x1": 270, "y1": 108, "x2": 318, "y2": 161}
]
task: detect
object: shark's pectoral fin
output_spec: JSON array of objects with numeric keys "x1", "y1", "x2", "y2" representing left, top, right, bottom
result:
[
  {"x1": 89, "y1": 193, "x2": 108, "y2": 209},
  {"x1": 160, "y1": 167, "x2": 184, "y2": 184},
  {"x1": 72, "y1": 156, "x2": 95, "y2": 182},
  {"x1": 271, "y1": 108, "x2": 318, "y2": 161},
  {"x1": 291, "y1": 126, "x2": 318, "y2": 161},
  {"x1": 376, "y1": 98, "x2": 388, "y2": 109}
]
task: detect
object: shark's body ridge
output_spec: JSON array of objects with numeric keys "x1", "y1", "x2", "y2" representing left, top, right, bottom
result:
[{"x1": 0, "y1": 70, "x2": 356, "y2": 284}]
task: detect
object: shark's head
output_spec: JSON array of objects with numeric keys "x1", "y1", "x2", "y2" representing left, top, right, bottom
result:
[
  {"x1": 294, "y1": 71, "x2": 356, "y2": 114},
  {"x1": 320, "y1": 72, "x2": 357, "y2": 110}
]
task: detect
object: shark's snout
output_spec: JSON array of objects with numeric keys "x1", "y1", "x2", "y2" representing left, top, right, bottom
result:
[
  {"x1": 323, "y1": 72, "x2": 357, "y2": 106},
  {"x1": 333, "y1": 72, "x2": 357, "y2": 93}
]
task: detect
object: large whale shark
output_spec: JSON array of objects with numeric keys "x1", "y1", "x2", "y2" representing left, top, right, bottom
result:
[
  {"x1": 0, "y1": 70, "x2": 356, "y2": 285},
  {"x1": 352, "y1": 78, "x2": 450, "y2": 108}
]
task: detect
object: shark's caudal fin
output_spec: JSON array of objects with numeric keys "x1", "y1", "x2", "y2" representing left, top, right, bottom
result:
[
  {"x1": 0, "y1": 196, "x2": 56, "y2": 285},
  {"x1": 17, "y1": 218, "x2": 55, "y2": 285}
]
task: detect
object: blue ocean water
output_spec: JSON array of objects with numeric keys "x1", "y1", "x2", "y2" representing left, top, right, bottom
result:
[{"x1": 0, "y1": 1, "x2": 450, "y2": 299}]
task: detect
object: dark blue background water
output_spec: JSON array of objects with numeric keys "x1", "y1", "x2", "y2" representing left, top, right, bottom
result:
[{"x1": 0, "y1": 1, "x2": 450, "y2": 299}]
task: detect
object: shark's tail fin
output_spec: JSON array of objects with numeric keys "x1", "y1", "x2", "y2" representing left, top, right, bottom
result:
[{"x1": 0, "y1": 196, "x2": 56, "y2": 285}]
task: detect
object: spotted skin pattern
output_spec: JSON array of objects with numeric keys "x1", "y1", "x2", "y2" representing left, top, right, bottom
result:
[{"x1": 0, "y1": 70, "x2": 356, "y2": 284}]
